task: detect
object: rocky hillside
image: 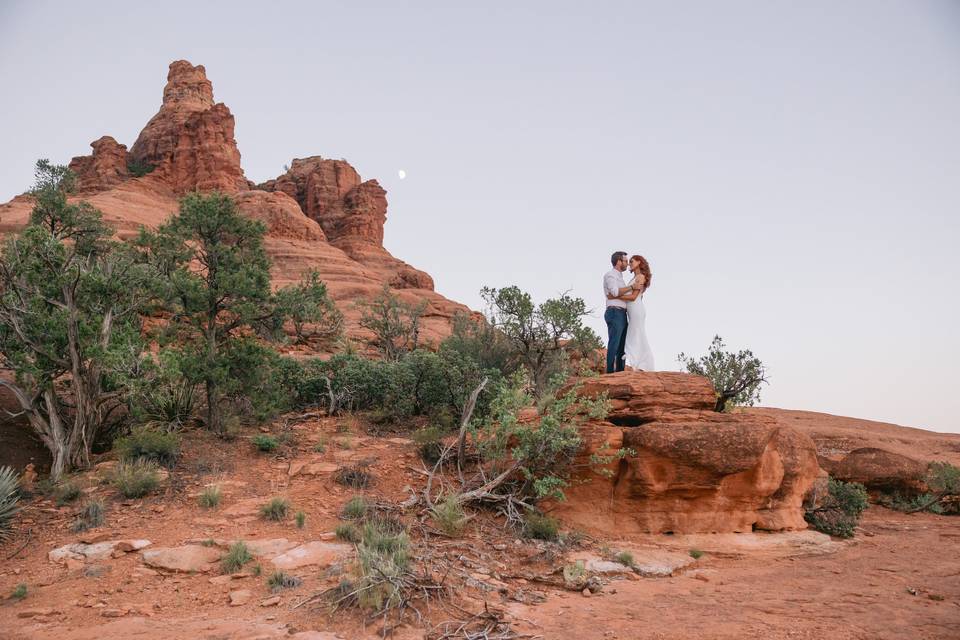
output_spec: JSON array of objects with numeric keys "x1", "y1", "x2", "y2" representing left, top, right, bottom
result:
[{"x1": 0, "y1": 60, "x2": 468, "y2": 345}]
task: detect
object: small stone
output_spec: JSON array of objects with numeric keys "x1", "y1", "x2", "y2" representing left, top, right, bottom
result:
[
  {"x1": 694, "y1": 574, "x2": 710, "y2": 583},
  {"x1": 17, "y1": 608, "x2": 58, "y2": 618},
  {"x1": 101, "y1": 608, "x2": 128, "y2": 618},
  {"x1": 229, "y1": 589, "x2": 252, "y2": 606},
  {"x1": 84, "y1": 564, "x2": 111, "y2": 578},
  {"x1": 581, "y1": 588, "x2": 591, "y2": 597},
  {"x1": 260, "y1": 595, "x2": 281, "y2": 607}
]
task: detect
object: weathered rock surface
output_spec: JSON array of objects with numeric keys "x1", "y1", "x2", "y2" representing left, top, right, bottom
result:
[
  {"x1": 0, "y1": 59, "x2": 470, "y2": 346},
  {"x1": 562, "y1": 371, "x2": 717, "y2": 425},
  {"x1": 68, "y1": 136, "x2": 130, "y2": 192},
  {"x1": 141, "y1": 544, "x2": 221, "y2": 573},
  {"x1": 129, "y1": 61, "x2": 247, "y2": 194},
  {"x1": 49, "y1": 539, "x2": 151, "y2": 563},
  {"x1": 269, "y1": 541, "x2": 352, "y2": 570},
  {"x1": 553, "y1": 372, "x2": 821, "y2": 534},
  {"x1": 749, "y1": 408, "x2": 960, "y2": 494}
]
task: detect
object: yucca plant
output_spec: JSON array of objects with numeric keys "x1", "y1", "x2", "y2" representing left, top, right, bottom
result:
[{"x1": 0, "y1": 466, "x2": 21, "y2": 541}]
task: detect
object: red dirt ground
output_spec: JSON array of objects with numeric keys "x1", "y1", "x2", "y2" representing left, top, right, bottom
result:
[{"x1": 1, "y1": 415, "x2": 958, "y2": 640}]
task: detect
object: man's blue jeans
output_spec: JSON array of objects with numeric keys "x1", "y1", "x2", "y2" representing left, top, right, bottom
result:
[{"x1": 604, "y1": 307, "x2": 628, "y2": 373}]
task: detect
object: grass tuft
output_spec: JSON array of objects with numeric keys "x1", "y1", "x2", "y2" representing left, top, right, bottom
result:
[
  {"x1": 260, "y1": 497, "x2": 290, "y2": 521},
  {"x1": 199, "y1": 485, "x2": 222, "y2": 509},
  {"x1": 55, "y1": 482, "x2": 82, "y2": 506},
  {"x1": 615, "y1": 551, "x2": 634, "y2": 567},
  {"x1": 295, "y1": 510, "x2": 306, "y2": 529},
  {"x1": 221, "y1": 541, "x2": 252, "y2": 574},
  {"x1": 335, "y1": 522, "x2": 361, "y2": 543},
  {"x1": 267, "y1": 571, "x2": 302, "y2": 592},
  {"x1": 341, "y1": 496, "x2": 368, "y2": 520},
  {"x1": 112, "y1": 460, "x2": 161, "y2": 498},
  {"x1": 429, "y1": 494, "x2": 469, "y2": 536},
  {"x1": 11, "y1": 583, "x2": 27, "y2": 600},
  {"x1": 689, "y1": 548, "x2": 704, "y2": 559},
  {"x1": 522, "y1": 512, "x2": 560, "y2": 541},
  {"x1": 334, "y1": 465, "x2": 371, "y2": 489},
  {"x1": 252, "y1": 434, "x2": 279, "y2": 452}
]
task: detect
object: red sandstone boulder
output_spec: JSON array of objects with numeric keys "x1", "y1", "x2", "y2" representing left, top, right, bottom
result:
[
  {"x1": 553, "y1": 372, "x2": 821, "y2": 534},
  {"x1": 68, "y1": 136, "x2": 130, "y2": 192},
  {"x1": 820, "y1": 447, "x2": 928, "y2": 493},
  {"x1": 564, "y1": 371, "x2": 717, "y2": 424}
]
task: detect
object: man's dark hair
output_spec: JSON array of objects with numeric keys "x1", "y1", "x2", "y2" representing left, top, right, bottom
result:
[{"x1": 610, "y1": 251, "x2": 627, "y2": 267}]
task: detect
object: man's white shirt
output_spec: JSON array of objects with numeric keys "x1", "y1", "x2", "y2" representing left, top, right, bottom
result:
[{"x1": 604, "y1": 269, "x2": 627, "y2": 309}]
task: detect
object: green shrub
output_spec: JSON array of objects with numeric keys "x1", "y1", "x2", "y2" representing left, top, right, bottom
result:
[
  {"x1": 199, "y1": 485, "x2": 222, "y2": 509},
  {"x1": 123, "y1": 350, "x2": 195, "y2": 428},
  {"x1": 260, "y1": 497, "x2": 290, "y2": 521},
  {"x1": 0, "y1": 466, "x2": 20, "y2": 540},
  {"x1": 271, "y1": 270, "x2": 344, "y2": 347},
  {"x1": 441, "y1": 312, "x2": 517, "y2": 375},
  {"x1": 252, "y1": 434, "x2": 279, "y2": 452},
  {"x1": 805, "y1": 479, "x2": 869, "y2": 538},
  {"x1": 11, "y1": 583, "x2": 27, "y2": 600},
  {"x1": 221, "y1": 541, "x2": 252, "y2": 573},
  {"x1": 295, "y1": 510, "x2": 306, "y2": 529},
  {"x1": 562, "y1": 560, "x2": 586, "y2": 586},
  {"x1": 201, "y1": 538, "x2": 216, "y2": 547},
  {"x1": 615, "y1": 551, "x2": 634, "y2": 566},
  {"x1": 522, "y1": 513, "x2": 560, "y2": 541},
  {"x1": 678, "y1": 336, "x2": 768, "y2": 412},
  {"x1": 357, "y1": 284, "x2": 426, "y2": 361},
  {"x1": 689, "y1": 549, "x2": 704, "y2": 559},
  {"x1": 126, "y1": 158, "x2": 155, "y2": 177},
  {"x1": 341, "y1": 496, "x2": 368, "y2": 520},
  {"x1": 114, "y1": 427, "x2": 180, "y2": 466},
  {"x1": 71, "y1": 499, "x2": 105, "y2": 532},
  {"x1": 55, "y1": 482, "x2": 83, "y2": 506},
  {"x1": 335, "y1": 522, "x2": 361, "y2": 543},
  {"x1": 312, "y1": 438, "x2": 327, "y2": 453},
  {"x1": 267, "y1": 571, "x2": 302, "y2": 592},
  {"x1": 430, "y1": 495, "x2": 469, "y2": 536},
  {"x1": 112, "y1": 460, "x2": 161, "y2": 498},
  {"x1": 251, "y1": 563, "x2": 262, "y2": 576}
]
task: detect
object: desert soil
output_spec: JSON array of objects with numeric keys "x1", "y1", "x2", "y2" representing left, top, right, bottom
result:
[{"x1": 1, "y1": 415, "x2": 957, "y2": 640}]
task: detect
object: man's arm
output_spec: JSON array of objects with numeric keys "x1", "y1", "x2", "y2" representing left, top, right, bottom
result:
[{"x1": 604, "y1": 272, "x2": 632, "y2": 299}]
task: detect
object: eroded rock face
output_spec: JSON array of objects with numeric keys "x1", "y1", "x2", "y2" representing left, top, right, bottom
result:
[
  {"x1": 68, "y1": 136, "x2": 130, "y2": 192},
  {"x1": 259, "y1": 157, "x2": 435, "y2": 290},
  {"x1": 553, "y1": 372, "x2": 821, "y2": 534},
  {"x1": 129, "y1": 60, "x2": 247, "y2": 193},
  {"x1": 0, "y1": 59, "x2": 469, "y2": 347},
  {"x1": 821, "y1": 447, "x2": 928, "y2": 493}
]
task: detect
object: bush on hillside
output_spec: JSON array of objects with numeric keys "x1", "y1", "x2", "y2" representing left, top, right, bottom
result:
[
  {"x1": 805, "y1": 478, "x2": 868, "y2": 538},
  {"x1": 677, "y1": 335, "x2": 768, "y2": 412},
  {"x1": 0, "y1": 466, "x2": 20, "y2": 541},
  {"x1": 113, "y1": 427, "x2": 180, "y2": 467}
]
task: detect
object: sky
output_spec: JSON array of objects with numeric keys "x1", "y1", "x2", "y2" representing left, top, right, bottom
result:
[{"x1": 1, "y1": 1, "x2": 958, "y2": 433}]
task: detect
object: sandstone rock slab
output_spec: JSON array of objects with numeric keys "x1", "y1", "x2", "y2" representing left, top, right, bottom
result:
[
  {"x1": 141, "y1": 545, "x2": 221, "y2": 573},
  {"x1": 270, "y1": 541, "x2": 352, "y2": 570}
]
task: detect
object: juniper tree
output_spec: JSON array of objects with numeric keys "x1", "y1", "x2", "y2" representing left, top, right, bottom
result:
[
  {"x1": 480, "y1": 286, "x2": 601, "y2": 396},
  {"x1": 0, "y1": 161, "x2": 152, "y2": 480},
  {"x1": 138, "y1": 192, "x2": 283, "y2": 434},
  {"x1": 677, "y1": 335, "x2": 768, "y2": 412}
]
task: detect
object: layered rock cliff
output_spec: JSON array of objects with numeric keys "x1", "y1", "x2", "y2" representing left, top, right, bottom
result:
[{"x1": 0, "y1": 60, "x2": 467, "y2": 345}]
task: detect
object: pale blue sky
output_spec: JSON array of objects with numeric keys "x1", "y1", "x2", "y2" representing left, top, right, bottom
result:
[{"x1": 1, "y1": 1, "x2": 958, "y2": 432}]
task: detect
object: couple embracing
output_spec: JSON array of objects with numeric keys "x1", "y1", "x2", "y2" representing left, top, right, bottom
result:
[{"x1": 603, "y1": 251, "x2": 654, "y2": 374}]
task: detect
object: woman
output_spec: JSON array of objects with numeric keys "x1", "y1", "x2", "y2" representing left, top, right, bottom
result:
[{"x1": 619, "y1": 255, "x2": 654, "y2": 371}]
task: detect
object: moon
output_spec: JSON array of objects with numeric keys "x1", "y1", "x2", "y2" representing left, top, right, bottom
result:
[{"x1": 397, "y1": 169, "x2": 406, "y2": 180}]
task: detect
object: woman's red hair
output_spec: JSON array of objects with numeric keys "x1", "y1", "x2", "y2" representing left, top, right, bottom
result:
[{"x1": 630, "y1": 255, "x2": 652, "y2": 290}]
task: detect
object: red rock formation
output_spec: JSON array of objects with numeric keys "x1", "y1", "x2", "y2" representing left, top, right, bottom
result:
[
  {"x1": 129, "y1": 60, "x2": 247, "y2": 194},
  {"x1": 68, "y1": 136, "x2": 131, "y2": 192},
  {"x1": 0, "y1": 59, "x2": 467, "y2": 344},
  {"x1": 553, "y1": 372, "x2": 821, "y2": 534},
  {"x1": 259, "y1": 157, "x2": 434, "y2": 290}
]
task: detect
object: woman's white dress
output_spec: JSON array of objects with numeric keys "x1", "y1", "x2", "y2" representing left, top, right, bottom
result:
[{"x1": 624, "y1": 277, "x2": 655, "y2": 371}]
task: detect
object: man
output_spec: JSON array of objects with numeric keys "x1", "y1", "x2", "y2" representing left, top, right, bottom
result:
[{"x1": 603, "y1": 251, "x2": 634, "y2": 373}]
